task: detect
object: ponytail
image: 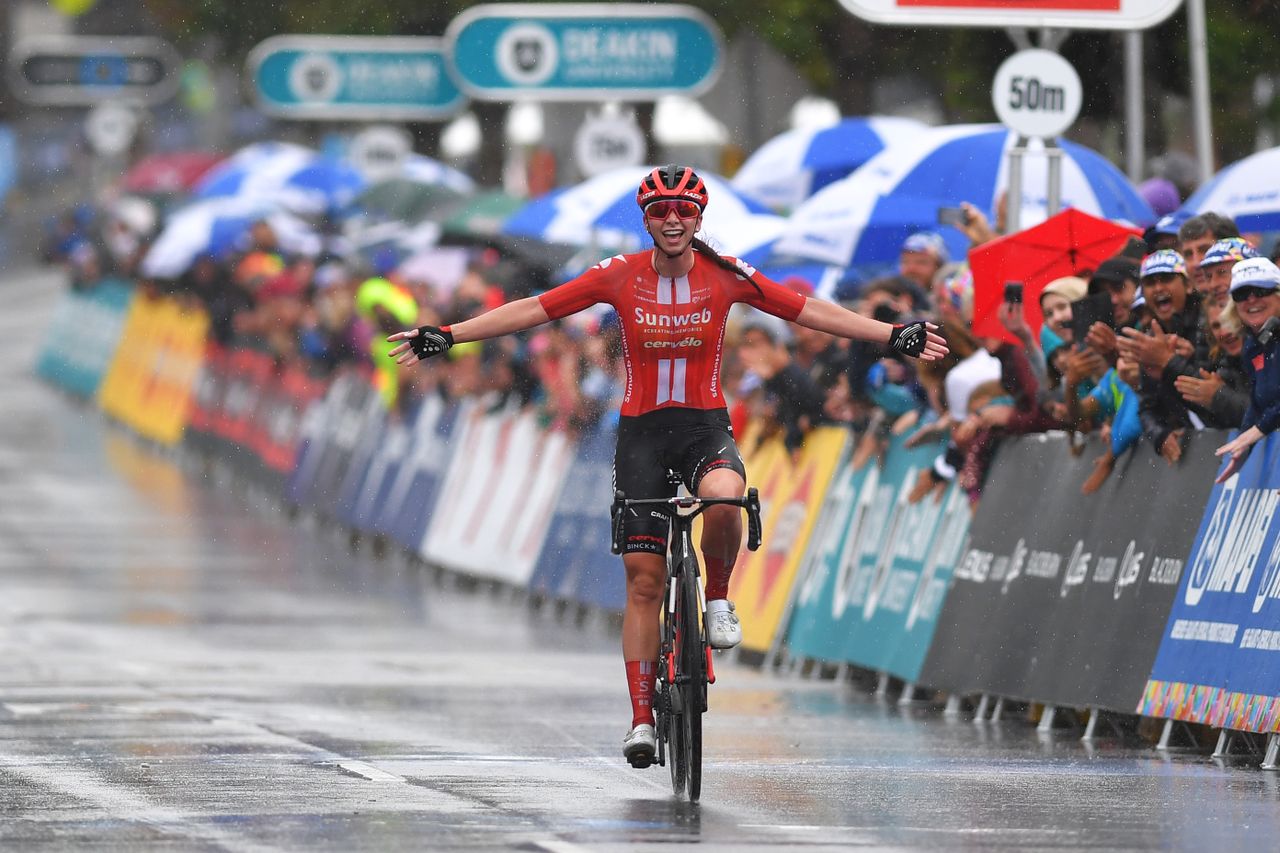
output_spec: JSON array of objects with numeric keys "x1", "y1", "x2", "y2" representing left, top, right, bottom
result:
[{"x1": 691, "y1": 236, "x2": 765, "y2": 298}]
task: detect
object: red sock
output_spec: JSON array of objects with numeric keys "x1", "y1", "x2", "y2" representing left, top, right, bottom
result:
[
  {"x1": 703, "y1": 554, "x2": 733, "y2": 601},
  {"x1": 625, "y1": 660, "x2": 657, "y2": 727}
]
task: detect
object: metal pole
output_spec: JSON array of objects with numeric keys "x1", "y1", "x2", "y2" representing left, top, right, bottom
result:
[
  {"x1": 1006, "y1": 137, "x2": 1027, "y2": 233},
  {"x1": 1046, "y1": 141, "x2": 1063, "y2": 216},
  {"x1": 1124, "y1": 30, "x2": 1145, "y2": 182},
  {"x1": 1186, "y1": 0, "x2": 1215, "y2": 183}
]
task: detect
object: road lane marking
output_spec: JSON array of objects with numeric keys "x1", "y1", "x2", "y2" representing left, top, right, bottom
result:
[{"x1": 336, "y1": 760, "x2": 404, "y2": 782}]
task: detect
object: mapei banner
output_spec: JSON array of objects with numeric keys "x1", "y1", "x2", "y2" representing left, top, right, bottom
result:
[
  {"x1": 1142, "y1": 435, "x2": 1280, "y2": 733},
  {"x1": 918, "y1": 431, "x2": 1220, "y2": 713},
  {"x1": 728, "y1": 425, "x2": 848, "y2": 653},
  {"x1": 785, "y1": 433, "x2": 969, "y2": 682}
]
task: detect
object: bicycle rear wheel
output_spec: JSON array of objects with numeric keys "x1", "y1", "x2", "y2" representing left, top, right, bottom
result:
[{"x1": 677, "y1": 563, "x2": 706, "y2": 802}]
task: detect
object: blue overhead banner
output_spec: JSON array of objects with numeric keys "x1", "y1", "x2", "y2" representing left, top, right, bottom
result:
[
  {"x1": 248, "y1": 36, "x2": 465, "y2": 120},
  {"x1": 785, "y1": 435, "x2": 967, "y2": 682},
  {"x1": 447, "y1": 3, "x2": 723, "y2": 101},
  {"x1": 8, "y1": 36, "x2": 180, "y2": 106},
  {"x1": 1142, "y1": 435, "x2": 1280, "y2": 733}
]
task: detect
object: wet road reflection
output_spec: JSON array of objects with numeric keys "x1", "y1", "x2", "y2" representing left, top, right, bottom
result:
[{"x1": 3, "y1": 269, "x2": 1279, "y2": 851}]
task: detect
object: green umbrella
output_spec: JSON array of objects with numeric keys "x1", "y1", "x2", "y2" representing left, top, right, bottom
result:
[
  {"x1": 438, "y1": 190, "x2": 525, "y2": 238},
  {"x1": 352, "y1": 179, "x2": 467, "y2": 223}
]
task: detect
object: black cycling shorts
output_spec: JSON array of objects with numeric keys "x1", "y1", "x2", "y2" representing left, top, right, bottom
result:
[{"x1": 613, "y1": 407, "x2": 747, "y2": 555}]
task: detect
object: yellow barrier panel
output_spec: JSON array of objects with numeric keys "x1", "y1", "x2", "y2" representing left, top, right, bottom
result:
[
  {"x1": 98, "y1": 294, "x2": 208, "y2": 446},
  {"x1": 728, "y1": 424, "x2": 849, "y2": 652}
]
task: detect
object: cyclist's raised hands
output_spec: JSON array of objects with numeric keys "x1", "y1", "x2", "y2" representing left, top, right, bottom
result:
[
  {"x1": 387, "y1": 325, "x2": 453, "y2": 364},
  {"x1": 888, "y1": 320, "x2": 948, "y2": 361}
]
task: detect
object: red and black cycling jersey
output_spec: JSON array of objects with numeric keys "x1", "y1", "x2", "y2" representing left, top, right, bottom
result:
[{"x1": 538, "y1": 251, "x2": 807, "y2": 417}]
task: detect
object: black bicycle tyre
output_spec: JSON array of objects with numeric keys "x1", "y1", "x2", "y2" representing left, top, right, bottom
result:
[
  {"x1": 665, "y1": 575, "x2": 686, "y2": 796},
  {"x1": 679, "y1": 562, "x2": 706, "y2": 802}
]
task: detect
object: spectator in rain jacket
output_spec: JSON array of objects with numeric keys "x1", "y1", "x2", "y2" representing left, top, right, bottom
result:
[
  {"x1": 1216, "y1": 259, "x2": 1280, "y2": 482},
  {"x1": 1119, "y1": 250, "x2": 1214, "y2": 463}
]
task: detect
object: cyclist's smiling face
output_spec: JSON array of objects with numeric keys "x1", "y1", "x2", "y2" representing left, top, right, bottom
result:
[{"x1": 645, "y1": 201, "x2": 702, "y2": 256}]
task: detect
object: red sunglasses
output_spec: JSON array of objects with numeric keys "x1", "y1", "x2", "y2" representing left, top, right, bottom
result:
[{"x1": 645, "y1": 200, "x2": 702, "y2": 220}]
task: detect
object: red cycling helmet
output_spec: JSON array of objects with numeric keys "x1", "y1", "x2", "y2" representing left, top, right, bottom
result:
[{"x1": 635, "y1": 165, "x2": 709, "y2": 210}]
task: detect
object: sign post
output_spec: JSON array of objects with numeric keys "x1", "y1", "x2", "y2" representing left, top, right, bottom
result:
[
  {"x1": 7, "y1": 36, "x2": 181, "y2": 106},
  {"x1": 247, "y1": 36, "x2": 466, "y2": 121},
  {"x1": 446, "y1": 4, "x2": 723, "y2": 101},
  {"x1": 991, "y1": 49, "x2": 1082, "y2": 231}
]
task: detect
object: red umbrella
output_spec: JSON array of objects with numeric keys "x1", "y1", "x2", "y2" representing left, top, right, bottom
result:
[
  {"x1": 121, "y1": 152, "x2": 224, "y2": 194},
  {"x1": 970, "y1": 208, "x2": 1141, "y2": 344}
]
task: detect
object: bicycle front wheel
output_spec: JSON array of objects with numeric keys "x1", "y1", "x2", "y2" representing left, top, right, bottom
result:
[{"x1": 678, "y1": 564, "x2": 706, "y2": 802}]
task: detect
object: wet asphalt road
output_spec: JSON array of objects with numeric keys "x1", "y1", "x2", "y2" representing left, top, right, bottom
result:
[{"x1": 4, "y1": 268, "x2": 1280, "y2": 851}]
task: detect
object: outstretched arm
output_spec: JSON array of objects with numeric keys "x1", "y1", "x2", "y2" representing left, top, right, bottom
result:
[
  {"x1": 794, "y1": 297, "x2": 948, "y2": 361},
  {"x1": 388, "y1": 295, "x2": 551, "y2": 365}
]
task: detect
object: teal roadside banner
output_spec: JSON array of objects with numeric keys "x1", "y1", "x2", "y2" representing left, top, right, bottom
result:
[
  {"x1": 35, "y1": 278, "x2": 134, "y2": 398},
  {"x1": 446, "y1": 4, "x2": 722, "y2": 101},
  {"x1": 785, "y1": 433, "x2": 970, "y2": 682},
  {"x1": 248, "y1": 36, "x2": 465, "y2": 120}
]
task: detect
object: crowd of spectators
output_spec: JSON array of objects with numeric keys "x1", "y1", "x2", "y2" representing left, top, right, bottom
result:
[{"x1": 44, "y1": 175, "x2": 1280, "y2": 503}]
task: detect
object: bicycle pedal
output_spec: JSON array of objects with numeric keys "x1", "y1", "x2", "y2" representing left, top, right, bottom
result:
[{"x1": 626, "y1": 752, "x2": 654, "y2": 769}]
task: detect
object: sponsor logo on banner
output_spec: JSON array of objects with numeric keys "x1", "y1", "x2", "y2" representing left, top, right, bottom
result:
[
  {"x1": 728, "y1": 424, "x2": 847, "y2": 653},
  {"x1": 785, "y1": 433, "x2": 967, "y2": 681},
  {"x1": 1143, "y1": 439, "x2": 1280, "y2": 732},
  {"x1": 919, "y1": 431, "x2": 1218, "y2": 714}
]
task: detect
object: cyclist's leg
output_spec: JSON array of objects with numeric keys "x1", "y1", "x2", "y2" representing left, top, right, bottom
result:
[
  {"x1": 614, "y1": 417, "x2": 675, "y2": 761},
  {"x1": 681, "y1": 413, "x2": 748, "y2": 602},
  {"x1": 695, "y1": 466, "x2": 746, "y2": 600}
]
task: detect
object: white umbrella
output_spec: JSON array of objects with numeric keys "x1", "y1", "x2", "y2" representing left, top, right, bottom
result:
[
  {"x1": 732, "y1": 116, "x2": 926, "y2": 212},
  {"x1": 1178, "y1": 145, "x2": 1280, "y2": 232},
  {"x1": 772, "y1": 124, "x2": 1154, "y2": 271}
]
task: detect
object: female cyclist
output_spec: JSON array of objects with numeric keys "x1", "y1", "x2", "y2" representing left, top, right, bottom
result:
[{"x1": 388, "y1": 166, "x2": 948, "y2": 767}]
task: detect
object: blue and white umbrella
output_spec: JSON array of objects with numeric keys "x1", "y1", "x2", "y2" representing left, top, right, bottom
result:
[
  {"x1": 140, "y1": 197, "x2": 321, "y2": 279},
  {"x1": 400, "y1": 154, "x2": 475, "y2": 194},
  {"x1": 731, "y1": 116, "x2": 926, "y2": 212},
  {"x1": 502, "y1": 166, "x2": 771, "y2": 254},
  {"x1": 1178, "y1": 145, "x2": 1280, "y2": 232},
  {"x1": 771, "y1": 124, "x2": 1155, "y2": 274},
  {"x1": 194, "y1": 141, "x2": 366, "y2": 216}
]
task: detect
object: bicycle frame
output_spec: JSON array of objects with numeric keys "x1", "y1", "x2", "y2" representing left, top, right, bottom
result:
[{"x1": 611, "y1": 489, "x2": 762, "y2": 801}]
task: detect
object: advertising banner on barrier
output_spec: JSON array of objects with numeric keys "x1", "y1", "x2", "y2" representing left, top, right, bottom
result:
[
  {"x1": 35, "y1": 278, "x2": 134, "y2": 398},
  {"x1": 375, "y1": 395, "x2": 461, "y2": 550},
  {"x1": 728, "y1": 425, "x2": 849, "y2": 653},
  {"x1": 1141, "y1": 435, "x2": 1280, "y2": 733},
  {"x1": 786, "y1": 434, "x2": 969, "y2": 682},
  {"x1": 917, "y1": 431, "x2": 1221, "y2": 712},
  {"x1": 528, "y1": 420, "x2": 625, "y2": 610},
  {"x1": 422, "y1": 402, "x2": 573, "y2": 585},
  {"x1": 98, "y1": 295, "x2": 208, "y2": 446}
]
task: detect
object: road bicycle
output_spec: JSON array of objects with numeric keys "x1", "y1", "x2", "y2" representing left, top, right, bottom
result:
[{"x1": 611, "y1": 488, "x2": 762, "y2": 802}]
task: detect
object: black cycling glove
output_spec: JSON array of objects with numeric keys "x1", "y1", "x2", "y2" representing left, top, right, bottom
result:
[
  {"x1": 408, "y1": 325, "x2": 454, "y2": 360},
  {"x1": 888, "y1": 321, "x2": 929, "y2": 357}
]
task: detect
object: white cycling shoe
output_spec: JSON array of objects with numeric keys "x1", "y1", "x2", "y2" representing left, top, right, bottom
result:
[
  {"x1": 706, "y1": 599, "x2": 742, "y2": 650},
  {"x1": 623, "y1": 722, "x2": 656, "y2": 768}
]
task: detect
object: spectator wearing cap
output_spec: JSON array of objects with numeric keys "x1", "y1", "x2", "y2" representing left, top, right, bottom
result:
[
  {"x1": 1083, "y1": 257, "x2": 1141, "y2": 363},
  {"x1": 899, "y1": 232, "x2": 948, "y2": 303},
  {"x1": 1037, "y1": 277, "x2": 1088, "y2": 387},
  {"x1": 1120, "y1": 250, "x2": 1215, "y2": 463},
  {"x1": 1198, "y1": 237, "x2": 1258, "y2": 309},
  {"x1": 1143, "y1": 214, "x2": 1184, "y2": 254},
  {"x1": 1178, "y1": 212, "x2": 1240, "y2": 290},
  {"x1": 1216, "y1": 258, "x2": 1280, "y2": 482}
]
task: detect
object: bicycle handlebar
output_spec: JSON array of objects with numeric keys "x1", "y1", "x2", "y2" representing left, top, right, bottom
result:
[{"x1": 610, "y1": 488, "x2": 764, "y2": 555}]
